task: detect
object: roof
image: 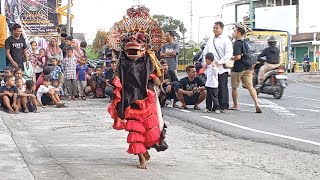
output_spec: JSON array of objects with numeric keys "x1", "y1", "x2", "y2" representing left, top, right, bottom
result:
[{"x1": 292, "y1": 32, "x2": 320, "y2": 42}]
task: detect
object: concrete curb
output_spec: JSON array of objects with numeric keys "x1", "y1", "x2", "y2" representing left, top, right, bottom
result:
[{"x1": 0, "y1": 111, "x2": 34, "y2": 180}]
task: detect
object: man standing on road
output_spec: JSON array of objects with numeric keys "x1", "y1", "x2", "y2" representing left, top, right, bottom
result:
[
  {"x1": 5, "y1": 24, "x2": 29, "y2": 70},
  {"x1": 160, "y1": 31, "x2": 180, "y2": 75},
  {"x1": 230, "y1": 25, "x2": 262, "y2": 113},
  {"x1": 203, "y1": 21, "x2": 233, "y2": 113}
]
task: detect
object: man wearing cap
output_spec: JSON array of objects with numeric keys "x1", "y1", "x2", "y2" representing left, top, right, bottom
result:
[
  {"x1": 62, "y1": 35, "x2": 73, "y2": 58},
  {"x1": 104, "y1": 59, "x2": 117, "y2": 102}
]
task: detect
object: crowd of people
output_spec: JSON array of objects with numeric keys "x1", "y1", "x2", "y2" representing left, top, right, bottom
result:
[
  {"x1": 1, "y1": 21, "x2": 271, "y2": 114},
  {"x1": 1, "y1": 24, "x2": 117, "y2": 113},
  {"x1": 159, "y1": 22, "x2": 264, "y2": 114}
]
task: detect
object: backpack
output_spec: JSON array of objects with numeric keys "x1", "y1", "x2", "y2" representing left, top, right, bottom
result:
[{"x1": 242, "y1": 40, "x2": 257, "y2": 66}]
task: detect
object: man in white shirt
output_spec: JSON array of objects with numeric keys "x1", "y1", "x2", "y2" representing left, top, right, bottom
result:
[{"x1": 203, "y1": 21, "x2": 233, "y2": 113}]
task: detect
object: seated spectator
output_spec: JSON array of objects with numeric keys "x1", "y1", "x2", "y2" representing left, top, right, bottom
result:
[
  {"x1": 84, "y1": 65, "x2": 94, "y2": 95},
  {"x1": 20, "y1": 80, "x2": 44, "y2": 113},
  {"x1": 36, "y1": 66, "x2": 52, "y2": 92},
  {"x1": 16, "y1": 78, "x2": 42, "y2": 113},
  {"x1": 0, "y1": 75, "x2": 19, "y2": 113},
  {"x1": 159, "y1": 59, "x2": 179, "y2": 107},
  {"x1": 77, "y1": 56, "x2": 89, "y2": 100},
  {"x1": 90, "y1": 66, "x2": 106, "y2": 98},
  {"x1": 36, "y1": 75, "x2": 66, "y2": 108},
  {"x1": 14, "y1": 68, "x2": 26, "y2": 84},
  {"x1": 1, "y1": 66, "x2": 14, "y2": 86},
  {"x1": 52, "y1": 80, "x2": 63, "y2": 97},
  {"x1": 175, "y1": 65, "x2": 206, "y2": 110},
  {"x1": 104, "y1": 59, "x2": 117, "y2": 101}
]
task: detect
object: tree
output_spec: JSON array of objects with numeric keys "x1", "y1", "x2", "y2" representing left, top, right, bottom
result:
[
  {"x1": 92, "y1": 30, "x2": 107, "y2": 53},
  {"x1": 152, "y1": 14, "x2": 187, "y2": 39}
]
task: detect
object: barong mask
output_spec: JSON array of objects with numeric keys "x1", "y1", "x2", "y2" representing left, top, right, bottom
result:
[{"x1": 106, "y1": 6, "x2": 165, "y2": 61}]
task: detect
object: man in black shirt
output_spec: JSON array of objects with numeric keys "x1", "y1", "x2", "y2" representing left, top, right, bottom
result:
[
  {"x1": 175, "y1": 65, "x2": 206, "y2": 110},
  {"x1": 230, "y1": 25, "x2": 261, "y2": 113},
  {"x1": 257, "y1": 36, "x2": 280, "y2": 86},
  {"x1": 5, "y1": 24, "x2": 29, "y2": 70},
  {"x1": 159, "y1": 59, "x2": 179, "y2": 107}
]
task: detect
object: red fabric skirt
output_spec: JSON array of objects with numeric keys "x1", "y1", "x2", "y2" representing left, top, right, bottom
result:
[{"x1": 108, "y1": 76, "x2": 161, "y2": 154}]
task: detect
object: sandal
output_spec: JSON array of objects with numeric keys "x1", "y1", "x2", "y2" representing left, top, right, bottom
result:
[
  {"x1": 194, "y1": 105, "x2": 201, "y2": 110},
  {"x1": 33, "y1": 109, "x2": 40, "y2": 113},
  {"x1": 230, "y1": 107, "x2": 239, "y2": 111}
]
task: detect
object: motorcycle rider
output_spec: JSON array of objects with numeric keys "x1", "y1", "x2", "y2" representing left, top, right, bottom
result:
[
  {"x1": 303, "y1": 54, "x2": 310, "y2": 72},
  {"x1": 193, "y1": 43, "x2": 206, "y2": 72},
  {"x1": 256, "y1": 36, "x2": 280, "y2": 88}
]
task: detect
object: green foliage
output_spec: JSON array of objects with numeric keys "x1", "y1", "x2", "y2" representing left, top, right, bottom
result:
[
  {"x1": 152, "y1": 14, "x2": 187, "y2": 39},
  {"x1": 180, "y1": 46, "x2": 200, "y2": 63},
  {"x1": 86, "y1": 45, "x2": 99, "y2": 60},
  {"x1": 92, "y1": 30, "x2": 107, "y2": 53}
]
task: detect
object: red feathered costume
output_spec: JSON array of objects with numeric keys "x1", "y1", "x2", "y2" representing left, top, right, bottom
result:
[{"x1": 106, "y1": 6, "x2": 167, "y2": 155}]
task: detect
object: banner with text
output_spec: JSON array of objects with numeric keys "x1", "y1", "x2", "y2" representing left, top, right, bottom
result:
[{"x1": 5, "y1": 0, "x2": 58, "y2": 35}]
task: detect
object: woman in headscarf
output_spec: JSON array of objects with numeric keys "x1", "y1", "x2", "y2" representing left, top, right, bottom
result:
[
  {"x1": 46, "y1": 37, "x2": 63, "y2": 66},
  {"x1": 71, "y1": 39, "x2": 84, "y2": 63}
]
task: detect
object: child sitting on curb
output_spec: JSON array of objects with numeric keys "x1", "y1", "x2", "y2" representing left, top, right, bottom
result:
[
  {"x1": 0, "y1": 75, "x2": 19, "y2": 113},
  {"x1": 36, "y1": 75, "x2": 67, "y2": 108},
  {"x1": 17, "y1": 78, "x2": 43, "y2": 113}
]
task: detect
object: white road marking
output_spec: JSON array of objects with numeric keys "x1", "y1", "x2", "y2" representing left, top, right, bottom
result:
[
  {"x1": 179, "y1": 109, "x2": 191, "y2": 113},
  {"x1": 202, "y1": 116, "x2": 320, "y2": 147},
  {"x1": 285, "y1": 95, "x2": 320, "y2": 102},
  {"x1": 259, "y1": 99, "x2": 296, "y2": 117},
  {"x1": 238, "y1": 102, "x2": 320, "y2": 113},
  {"x1": 293, "y1": 80, "x2": 320, "y2": 89},
  {"x1": 286, "y1": 107, "x2": 320, "y2": 113},
  {"x1": 313, "y1": 105, "x2": 320, "y2": 109}
]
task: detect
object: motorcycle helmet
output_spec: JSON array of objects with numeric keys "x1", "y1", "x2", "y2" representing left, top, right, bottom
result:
[{"x1": 267, "y1": 36, "x2": 277, "y2": 46}]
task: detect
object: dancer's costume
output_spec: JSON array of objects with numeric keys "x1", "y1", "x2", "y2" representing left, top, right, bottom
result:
[{"x1": 107, "y1": 6, "x2": 168, "y2": 155}]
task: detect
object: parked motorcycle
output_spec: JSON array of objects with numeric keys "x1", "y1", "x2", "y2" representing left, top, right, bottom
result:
[{"x1": 254, "y1": 58, "x2": 288, "y2": 99}]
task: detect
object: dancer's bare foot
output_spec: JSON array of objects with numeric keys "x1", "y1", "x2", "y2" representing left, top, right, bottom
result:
[
  {"x1": 144, "y1": 151, "x2": 151, "y2": 161},
  {"x1": 137, "y1": 154, "x2": 147, "y2": 169}
]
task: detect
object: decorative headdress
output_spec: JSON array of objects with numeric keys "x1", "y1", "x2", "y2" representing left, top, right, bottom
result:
[{"x1": 106, "y1": 6, "x2": 165, "y2": 52}]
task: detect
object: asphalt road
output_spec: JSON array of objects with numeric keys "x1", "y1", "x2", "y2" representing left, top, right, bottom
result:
[{"x1": 162, "y1": 73, "x2": 320, "y2": 154}]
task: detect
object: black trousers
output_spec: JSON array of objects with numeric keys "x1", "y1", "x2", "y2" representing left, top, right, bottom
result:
[
  {"x1": 218, "y1": 72, "x2": 229, "y2": 110},
  {"x1": 206, "y1": 87, "x2": 220, "y2": 111}
]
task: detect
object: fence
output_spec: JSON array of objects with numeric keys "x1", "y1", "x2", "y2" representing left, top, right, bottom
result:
[{"x1": 294, "y1": 62, "x2": 318, "y2": 72}]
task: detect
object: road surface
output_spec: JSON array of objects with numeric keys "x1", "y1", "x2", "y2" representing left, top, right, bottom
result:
[{"x1": 163, "y1": 73, "x2": 320, "y2": 154}]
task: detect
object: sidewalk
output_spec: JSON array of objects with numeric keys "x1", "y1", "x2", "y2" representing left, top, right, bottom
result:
[
  {"x1": 0, "y1": 99, "x2": 319, "y2": 180},
  {"x1": 0, "y1": 113, "x2": 34, "y2": 179}
]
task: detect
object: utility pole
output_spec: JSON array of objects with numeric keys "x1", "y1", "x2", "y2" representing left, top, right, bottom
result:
[
  {"x1": 189, "y1": 0, "x2": 193, "y2": 43},
  {"x1": 249, "y1": 0, "x2": 254, "y2": 28},
  {"x1": 66, "y1": 0, "x2": 72, "y2": 35}
]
